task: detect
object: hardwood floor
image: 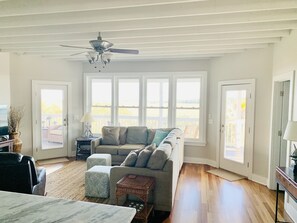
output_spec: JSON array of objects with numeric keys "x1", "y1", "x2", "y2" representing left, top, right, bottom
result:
[
  {"x1": 167, "y1": 164, "x2": 291, "y2": 223},
  {"x1": 43, "y1": 161, "x2": 291, "y2": 223}
]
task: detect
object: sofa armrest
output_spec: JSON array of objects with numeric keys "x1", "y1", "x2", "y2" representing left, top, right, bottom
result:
[
  {"x1": 32, "y1": 167, "x2": 46, "y2": 196},
  {"x1": 91, "y1": 138, "x2": 101, "y2": 154}
]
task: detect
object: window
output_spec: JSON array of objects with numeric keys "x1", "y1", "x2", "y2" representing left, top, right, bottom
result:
[
  {"x1": 117, "y1": 79, "x2": 140, "y2": 126},
  {"x1": 175, "y1": 78, "x2": 201, "y2": 140},
  {"x1": 85, "y1": 72, "x2": 207, "y2": 145},
  {"x1": 145, "y1": 78, "x2": 169, "y2": 128},
  {"x1": 91, "y1": 79, "x2": 112, "y2": 134}
]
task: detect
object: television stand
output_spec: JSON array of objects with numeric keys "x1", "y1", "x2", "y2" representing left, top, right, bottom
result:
[{"x1": 0, "y1": 139, "x2": 13, "y2": 152}]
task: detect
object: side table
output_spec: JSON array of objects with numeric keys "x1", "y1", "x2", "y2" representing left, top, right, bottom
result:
[
  {"x1": 116, "y1": 174, "x2": 155, "y2": 223},
  {"x1": 75, "y1": 137, "x2": 97, "y2": 160},
  {"x1": 275, "y1": 166, "x2": 297, "y2": 223}
]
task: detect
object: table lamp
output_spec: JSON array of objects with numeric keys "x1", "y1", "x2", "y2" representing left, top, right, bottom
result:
[
  {"x1": 283, "y1": 121, "x2": 297, "y2": 175},
  {"x1": 80, "y1": 112, "x2": 94, "y2": 138}
]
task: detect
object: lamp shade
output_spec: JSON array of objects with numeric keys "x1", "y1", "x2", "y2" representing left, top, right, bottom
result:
[
  {"x1": 283, "y1": 121, "x2": 297, "y2": 141},
  {"x1": 80, "y1": 112, "x2": 94, "y2": 123}
]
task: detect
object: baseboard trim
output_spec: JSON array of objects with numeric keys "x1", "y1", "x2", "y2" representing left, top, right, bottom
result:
[
  {"x1": 184, "y1": 157, "x2": 218, "y2": 167},
  {"x1": 250, "y1": 174, "x2": 267, "y2": 186},
  {"x1": 184, "y1": 156, "x2": 268, "y2": 186},
  {"x1": 285, "y1": 196, "x2": 297, "y2": 223}
]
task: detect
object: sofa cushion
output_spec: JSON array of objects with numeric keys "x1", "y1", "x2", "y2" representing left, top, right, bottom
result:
[
  {"x1": 121, "y1": 151, "x2": 137, "y2": 167},
  {"x1": 95, "y1": 145, "x2": 120, "y2": 155},
  {"x1": 135, "y1": 144, "x2": 155, "y2": 168},
  {"x1": 119, "y1": 127, "x2": 127, "y2": 145},
  {"x1": 101, "y1": 126, "x2": 120, "y2": 145},
  {"x1": 147, "y1": 143, "x2": 172, "y2": 170},
  {"x1": 152, "y1": 129, "x2": 169, "y2": 146},
  {"x1": 126, "y1": 126, "x2": 148, "y2": 144},
  {"x1": 118, "y1": 144, "x2": 145, "y2": 156}
]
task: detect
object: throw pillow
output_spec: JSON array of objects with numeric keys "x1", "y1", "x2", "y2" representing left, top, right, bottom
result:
[
  {"x1": 101, "y1": 126, "x2": 120, "y2": 145},
  {"x1": 121, "y1": 151, "x2": 138, "y2": 167},
  {"x1": 151, "y1": 129, "x2": 169, "y2": 147},
  {"x1": 145, "y1": 143, "x2": 156, "y2": 151},
  {"x1": 135, "y1": 146, "x2": 153, "y2": 167},
  {"x1": 119, "y1": 127, "x2": 127, "y2": 145},
  {"x1": 146, "y1": 143, "x2": 172, "y2": 170}
]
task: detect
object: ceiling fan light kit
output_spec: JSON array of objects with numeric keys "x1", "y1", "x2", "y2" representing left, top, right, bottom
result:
[{"x1": 60, "y1": 32, "x2": 139, "y2": 68}]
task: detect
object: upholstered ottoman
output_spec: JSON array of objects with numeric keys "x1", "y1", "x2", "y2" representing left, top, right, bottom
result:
[
  {"x1": 85, "y1": 165, "x2": 112, "y2": 198},
  {"x1": 87, "y1": 154, "x2": 112, "y2": 170}
]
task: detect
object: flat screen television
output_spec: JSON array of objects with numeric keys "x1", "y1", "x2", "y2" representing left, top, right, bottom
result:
[{"x1": 0, "y1": 105, "x2": 9, "y2": 136}]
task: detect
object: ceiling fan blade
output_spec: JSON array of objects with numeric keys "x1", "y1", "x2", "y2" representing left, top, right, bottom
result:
[
  {"x1": 109, "y1": 48, "x2": 139, "y2": 54},
  {"x1": 70, "y1": 51, "x2": 87, "y2": 56},
  {"x1": 60, "y1": 44, "x2": 93, "y2": 50}
]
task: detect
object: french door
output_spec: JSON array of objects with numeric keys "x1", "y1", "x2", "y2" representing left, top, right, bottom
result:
[
  {"x1": 32, "y1": 81, "x2": 70, "y2": 160},
  {"x1": 219, "y1": 82, "x2": 254, "y2": 177}
]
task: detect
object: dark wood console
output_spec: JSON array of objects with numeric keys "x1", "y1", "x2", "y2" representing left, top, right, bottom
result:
[
  {"x1": 275, "y1": 166, "x2": 297, "y2": 223},
  {"x1": 0, "y1": 139, "x2": 13, "y2": 152}
]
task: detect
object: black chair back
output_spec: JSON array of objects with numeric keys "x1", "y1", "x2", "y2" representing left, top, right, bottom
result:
[{"x1": 0, "y1": 152, "x2": 36, "y2": 194}]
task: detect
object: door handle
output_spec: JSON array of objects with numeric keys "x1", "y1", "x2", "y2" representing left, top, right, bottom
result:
[
  {"x1": 63, "y1": 117, "x2": 68, "y2": 126},
  {"x1": 220, "y1": 124, "x2": 225, "y2": 133}
]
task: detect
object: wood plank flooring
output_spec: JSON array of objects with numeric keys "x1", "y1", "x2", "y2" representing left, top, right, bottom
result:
[
  {"x1": 166, "y1": 164, "x2": 291, "y2": 223},
  {"x1": 43, "y1": 161, "x2": 292, "y2": 223}
]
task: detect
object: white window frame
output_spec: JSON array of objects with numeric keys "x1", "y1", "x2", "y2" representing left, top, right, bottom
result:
[
  {"x1": 172, "y1": 72, "x2": 207, "y2": 146},
  {"x1": 84, "y1": 71, "x2": 207, "y2": 145}
]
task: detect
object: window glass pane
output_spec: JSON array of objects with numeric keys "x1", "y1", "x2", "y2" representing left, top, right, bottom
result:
[
  {"x1": 176, "y1": 109, "x2": 199, "y2": 139},
  {"x1": 176, "y1": 78, "x2": 200, "y2": 108},
  {"x1": 146, "y1": 108, "x2": 168, "y2": 128},
  {"x1": 92, "y1": 79, "x2": 112, "y2": 106},
  {"x1": 224, "y1": 90, "x2": 246, "y2": 164},
  {"x1": 118, "y1": 108, "x2": 138, "y2": 126},
  {"x1": 91, "y1": 79, "x2": 112, "y2": 134},
  {"x1": 91, "y1": 107, "x2": 111, "y2": 134},
  {"x1": 41, "y1": 89, "x2": 64, "y2": 149},
  {"x1": 119, "y1": 79, "x2": 139, "y2": 106},
  {"x1": 147, "y1": 79, "x2": 169, "y2": 107}
]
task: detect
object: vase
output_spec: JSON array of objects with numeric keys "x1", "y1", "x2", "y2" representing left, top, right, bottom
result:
[{"x1": 9, "y1": 132, "x2": 23, "y2": 153}]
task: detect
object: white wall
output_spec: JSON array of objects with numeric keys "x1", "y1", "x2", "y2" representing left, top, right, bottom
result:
[
  {"x1": 206, "y1": 47, "x2": 273, "y2": 179},
  {"x1": 0, "y1": 53, "x2": 10, "y2": 105},
  {"x1": 83, "y1": 59, "x2": 209, "y2": 73},
  {"x1": 272, "y1": 29, "x2": 297, "y2": 222},
  {"x1": 9, "y1": 54, "x2": 83, "y2": 156}
]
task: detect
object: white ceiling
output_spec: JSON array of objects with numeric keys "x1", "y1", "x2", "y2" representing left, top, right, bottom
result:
[{"x1": 0, "y1": 0, "x2": 297, "y2": 62}]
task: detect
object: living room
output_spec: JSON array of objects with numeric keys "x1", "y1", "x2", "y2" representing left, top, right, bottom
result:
[{"x1": 0, "y1": 0, "x2": 297, "y2": 222}]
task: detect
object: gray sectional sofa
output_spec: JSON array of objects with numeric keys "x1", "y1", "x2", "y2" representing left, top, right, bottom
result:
[{"x1": 91, "y1": 126, "x2": 184, "y2": 212}]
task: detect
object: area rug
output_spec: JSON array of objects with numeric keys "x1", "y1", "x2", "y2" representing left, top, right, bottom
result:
[
  {"x1": 46, "y1": 161, "x2": 169, "y2": 222},
  {"x1": 207, "y1": 168, "x2": 246, "y2": 182},
  {"x1": 46, "y1": 160, "x2": 108, "y2": 203},
  {"x1": 37, "y1": 157, "x2": 70, "y2": 165}
]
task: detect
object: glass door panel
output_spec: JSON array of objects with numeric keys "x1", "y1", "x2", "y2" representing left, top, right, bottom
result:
[
  {"x1": 223, "y1": 90, "x2": 246, "y2": 163},
  {"x1": 41, "y1": 89, "x2": 64, "y2": 150}
]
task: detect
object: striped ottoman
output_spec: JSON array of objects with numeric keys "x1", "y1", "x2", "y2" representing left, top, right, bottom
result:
[
  {"x1": 85, "y1": 165, "x2": 112, "y2": 198},
  {"x1": 86, "y1": 154, "x2": 111, "y2": 170}
]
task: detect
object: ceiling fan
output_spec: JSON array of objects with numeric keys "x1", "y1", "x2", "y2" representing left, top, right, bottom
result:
[{"x1": 60, "y1": 32, "x2": 139, "y2": 65}]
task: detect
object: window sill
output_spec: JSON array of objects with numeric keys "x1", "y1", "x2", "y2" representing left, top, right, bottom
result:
[{"x1": 184, "y1": 141, "x2": 207, "y2": 147}]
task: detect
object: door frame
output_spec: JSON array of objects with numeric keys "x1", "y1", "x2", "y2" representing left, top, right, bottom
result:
[
  {"x1": 217, "y1": 79, "x2": 255, "y2": 179},
  {"x1": 267, "y1": 71, "x2": 295, "y2": 189},
  {"x1": 32, "y1": 80, "x2": 72, "y2": 160}
]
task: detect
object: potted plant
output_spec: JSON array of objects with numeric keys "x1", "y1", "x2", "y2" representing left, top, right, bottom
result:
[{"x1": 8, "y1": 106, "x2": 24, "y2": 153}]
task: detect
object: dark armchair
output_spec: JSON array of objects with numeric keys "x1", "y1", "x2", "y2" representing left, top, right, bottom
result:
[{"x1": 0, "y1": 152, "x2": 46, "y2": 195}]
